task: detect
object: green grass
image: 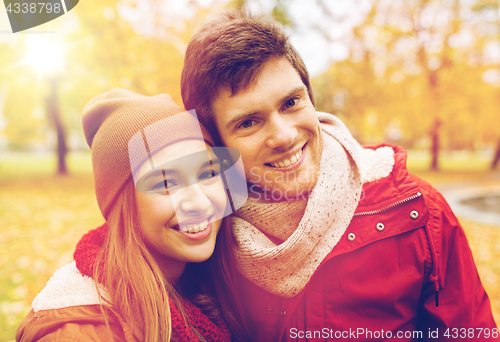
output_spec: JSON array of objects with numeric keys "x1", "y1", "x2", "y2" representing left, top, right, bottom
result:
[
  {"x1": 0, "y1": 151, "x2": 94, "y2": 178},
  {"x1": 0, "y1": 150, "x2": 498, "y2": 341},
  {"x1": 0, "y1": 152, "x2": 103, "y2": 342},
  {"x1": 406, "y1": 149, "x2": 494, "y2": 172}
]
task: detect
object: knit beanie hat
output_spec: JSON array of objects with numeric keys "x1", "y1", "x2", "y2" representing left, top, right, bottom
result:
[{"x1": 82, "y1": 88, "x2": 213, "y2": 219}]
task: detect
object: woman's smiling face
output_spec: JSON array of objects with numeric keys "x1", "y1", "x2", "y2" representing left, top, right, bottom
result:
[{"x1": 134, "y1": 139, "x2": 227, "y2": 266}]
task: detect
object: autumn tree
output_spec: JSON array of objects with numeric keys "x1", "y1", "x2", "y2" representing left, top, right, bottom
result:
[
  {"x1": 472, "y1": 0, "x2": 500, "y2": 169},
  {"x1": 0, "y1": 0, "x2": 210, "y2": 173},
  {"x1": 312, "y1": 0, "x2": 500, "y2": 170}
]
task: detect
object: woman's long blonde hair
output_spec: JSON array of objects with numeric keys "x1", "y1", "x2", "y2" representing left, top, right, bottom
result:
[
  {"x1": 94, "y1": 181, "x2": 197, "y2": 342},
  {"x1": 93, "y1": 180, "x2": 250, "y2": 342}
]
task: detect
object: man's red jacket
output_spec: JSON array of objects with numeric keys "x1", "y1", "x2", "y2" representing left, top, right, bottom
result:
[{"x1": 237, "y1": 145, "x2": 498, "y2": 341}]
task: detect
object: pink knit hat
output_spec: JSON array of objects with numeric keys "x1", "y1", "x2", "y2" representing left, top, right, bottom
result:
[{"x1": 82, "y1": 88, "x2": 213, "y2": 219}]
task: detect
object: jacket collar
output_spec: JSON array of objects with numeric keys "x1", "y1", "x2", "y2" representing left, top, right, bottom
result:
[{"x1": 356, "y1": 144, "x2": 421, "y2": 212}]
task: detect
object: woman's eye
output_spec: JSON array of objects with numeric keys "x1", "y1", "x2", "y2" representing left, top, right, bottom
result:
[
  {"x1": 153, "y1": 179, "x2": 176, "y2": 190},
  {"x1": 285, "y1": 98, "x2": 296, "y2": 109},
  {"x1": 199, "y1": 170, "x2": 220, "y2": 180},
  {"x1": 238, "y1": 120, "x2": 254, "y2": 129}
]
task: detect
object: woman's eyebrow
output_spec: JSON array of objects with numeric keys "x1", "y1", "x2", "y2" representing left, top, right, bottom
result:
[
  {"x1": 143, "y1": 157, "x2": 221, "y2": 178},
  {"x1": 141, "y1": 167, "x2": 176, "y2": 181},
  {"x1": 201, "y1": 158, "x2": 221, "y2": 168}
]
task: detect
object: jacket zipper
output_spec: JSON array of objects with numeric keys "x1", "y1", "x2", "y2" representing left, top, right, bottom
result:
[
  {"x1": 353, "y1": 192, "x2": 422, "y2": 217},
  {"x1": 352, "y1": 191, "x2": 440, "y2": 307}
]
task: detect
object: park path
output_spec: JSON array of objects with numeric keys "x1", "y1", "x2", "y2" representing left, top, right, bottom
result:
[{"x1": 437, "y1": 181, "x2": 500, "y2": 227}]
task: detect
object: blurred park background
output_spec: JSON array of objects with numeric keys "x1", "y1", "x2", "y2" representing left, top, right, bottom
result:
[{"x1": 1, "y1": 0, "x2": 499, "y2": 340}]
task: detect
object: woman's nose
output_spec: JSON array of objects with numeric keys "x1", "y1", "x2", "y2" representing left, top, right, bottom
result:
[{"x1": 176, "y1": 183, "x2": 211, "y2": 214}]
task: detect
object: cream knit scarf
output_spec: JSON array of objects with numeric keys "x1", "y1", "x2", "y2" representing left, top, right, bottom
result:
[{"x1": 231, "y1": 113, "x2": 395, "y2": 298}]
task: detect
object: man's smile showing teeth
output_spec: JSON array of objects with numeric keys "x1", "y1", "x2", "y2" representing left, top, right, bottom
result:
[
  {"x1": 268, "y1": 148, "x2": 302, "y2": 168},
  {"x1": 179, "y1": 219, "x2": 209, "y2": 234}
]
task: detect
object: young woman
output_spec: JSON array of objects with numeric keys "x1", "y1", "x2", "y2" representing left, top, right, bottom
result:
[{"x1": 16, "y1": 88, "x2": 249, "y2": 342}]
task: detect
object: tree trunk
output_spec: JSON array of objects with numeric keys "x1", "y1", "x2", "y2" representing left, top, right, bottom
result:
[
  {"x1": 430, "y1": 119, "x2": 441, "y2": 171},
  {"x1": 492, "y1": 136, "x2": 500, "y2": 170},
  {"x1": 46, "y1": 77, "x2": 68, "y2": 175}
]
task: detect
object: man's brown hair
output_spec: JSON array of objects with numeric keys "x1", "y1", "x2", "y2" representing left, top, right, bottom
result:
[{"x1": 181, "y1": 10, "x2": 314, "y2": 142}]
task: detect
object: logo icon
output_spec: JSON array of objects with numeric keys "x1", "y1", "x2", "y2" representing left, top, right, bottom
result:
[{"x1": 4, "y1": 0, "x2": 79, "y2": 33}]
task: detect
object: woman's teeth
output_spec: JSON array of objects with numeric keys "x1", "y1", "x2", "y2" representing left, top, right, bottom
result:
[
  {"x1": 270, "y1": 149, "x2": 302, "y2": 168},
  {"x1": 180, "y1": 219, "x2": 208, "y2": 234}
]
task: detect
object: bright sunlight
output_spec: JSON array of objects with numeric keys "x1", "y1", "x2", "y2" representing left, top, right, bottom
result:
[{"x1": 23, "y1": 36, "x2": 67, "y2": 75}]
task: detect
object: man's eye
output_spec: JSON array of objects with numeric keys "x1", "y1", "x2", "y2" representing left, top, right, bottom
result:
[
  {"x1": 239, "y1": 120, "x2": 254, "y2": 129},
  {"x1": 285, "y1": 98, "x2": 296, "y2": 109}
]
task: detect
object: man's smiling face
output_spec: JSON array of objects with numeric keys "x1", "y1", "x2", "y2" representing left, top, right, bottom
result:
[{"x1": 212, "y1": 57, "x2": 323, "y2": 200}]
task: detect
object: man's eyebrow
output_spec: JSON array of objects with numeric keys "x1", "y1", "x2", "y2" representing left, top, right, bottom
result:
[
  {"x1": 278, "y1": 85, "x2": 307, "y2": 106},
  {"x1": 225, "y1": 111, "x2": 259, "y2": 130},
  {"x1": 224, "y1": 85, "x2": 307, "y2": 130}
]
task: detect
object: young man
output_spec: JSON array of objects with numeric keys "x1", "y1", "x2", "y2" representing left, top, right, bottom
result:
[{"x1": 181, "y1": 11, "x2": 497, "y2": 341}]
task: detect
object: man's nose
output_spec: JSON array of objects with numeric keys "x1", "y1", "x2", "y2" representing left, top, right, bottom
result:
[
  {"x1": 175, "y1": 183, "x2": 211, "y2": 214},
  {"x1": 265, "y1": 112, "x2": 298, "y2": 150}
]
